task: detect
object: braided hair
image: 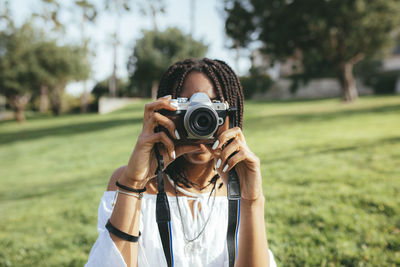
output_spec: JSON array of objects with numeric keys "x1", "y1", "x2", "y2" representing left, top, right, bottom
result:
[{"x1": 157, "y1": 58, "x2": 244, "y2": 189}]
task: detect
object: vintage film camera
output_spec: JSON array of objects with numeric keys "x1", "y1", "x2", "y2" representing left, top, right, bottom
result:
[{"x1": 158, "y1": 92, "x2": 236, "y2": 145}]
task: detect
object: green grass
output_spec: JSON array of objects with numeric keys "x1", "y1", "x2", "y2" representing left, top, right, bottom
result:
[{"x1": 1, "y1": 96, "x2": 399, "y2": 266}]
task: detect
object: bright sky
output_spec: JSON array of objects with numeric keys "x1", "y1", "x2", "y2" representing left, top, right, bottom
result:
[{"x1": 10, "y1": 0, "x2": 251, "y2": 96}]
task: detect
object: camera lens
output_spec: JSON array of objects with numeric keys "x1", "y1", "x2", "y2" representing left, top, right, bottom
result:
[
  {"x1": 187, "y1": 107, "x2": 218, "y2": 138},
  {"x1": 198, "y1": 114, "x2": 210, "y2": 128}
]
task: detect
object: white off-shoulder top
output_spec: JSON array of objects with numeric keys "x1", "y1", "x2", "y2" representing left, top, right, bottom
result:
[{"x1": 85, "y1": 191, "x2": 277, "y2": 267}]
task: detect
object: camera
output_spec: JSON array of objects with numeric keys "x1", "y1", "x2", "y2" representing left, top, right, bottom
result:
[{"x1": 158, "y1": 92, "x2": 235, "y2": 144}]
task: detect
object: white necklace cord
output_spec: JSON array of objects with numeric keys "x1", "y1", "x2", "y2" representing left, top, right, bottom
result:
[{"x1": 172, "y1": 178, "x2": 217, "y2": 244}]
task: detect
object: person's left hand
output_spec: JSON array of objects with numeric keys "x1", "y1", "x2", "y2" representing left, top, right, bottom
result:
[{"x1": 207, "y1": 127, "x2": 263, "y2": 201}]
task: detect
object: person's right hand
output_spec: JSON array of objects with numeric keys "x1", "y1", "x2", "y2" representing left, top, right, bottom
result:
[{"x1": 118, "y1": 95, "x2": 201, "y2": 188}]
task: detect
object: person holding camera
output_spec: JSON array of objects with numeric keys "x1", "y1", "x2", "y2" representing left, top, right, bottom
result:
[{"x1": 85, "y1": 58, "x2": 276, "y2": 267}]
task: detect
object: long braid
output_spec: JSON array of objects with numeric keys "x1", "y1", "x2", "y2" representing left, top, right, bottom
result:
[
  {"x1": 203, "y1": 61, "x2": 225, "y2": 102},
  {"x1": 156, "y1": 58, "x2": 244, "y2": 189},
  {"x1": 215, "y1": 60, "x2": 244, "y2": 128}
]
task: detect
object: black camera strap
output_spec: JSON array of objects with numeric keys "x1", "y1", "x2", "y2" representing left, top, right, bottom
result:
[
  {"x1": 226, "y1": 107, "x2": 241, "y2": 267},
  {"x1": 154, "y1": 144, "x2": 174, "y2": 267},
  {"x1": 155, "y1": 106, "x2": 240, "y2": 267},
  {"x1": 227, "y1": 170, "x2": 241, "y2": 267}
]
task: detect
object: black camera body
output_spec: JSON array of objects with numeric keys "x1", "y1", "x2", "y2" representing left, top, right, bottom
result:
[{"x1": 158, "y1": 92, "x2": 235, "y2": 145}]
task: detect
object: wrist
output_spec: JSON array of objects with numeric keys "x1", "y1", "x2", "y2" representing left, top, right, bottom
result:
[
  {"x1": 241, "y1": 194, "x2": 265, "y2": 209},
  {"x1": 119, "y1": 171, "x2": 148, "y2": 190}
]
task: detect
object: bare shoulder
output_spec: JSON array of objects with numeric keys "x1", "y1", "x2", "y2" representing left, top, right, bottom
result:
[
  {"x1": 106, "y1": 165, "x2": 159, "y2": 194},
  {"x1": 106, "y1": 165, "x2": 127, "y2": 191}
]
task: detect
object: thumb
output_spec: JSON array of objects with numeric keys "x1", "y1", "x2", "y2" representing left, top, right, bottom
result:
[{"x1": 202, "y1": 143, "x2": 221, "y2": 158}]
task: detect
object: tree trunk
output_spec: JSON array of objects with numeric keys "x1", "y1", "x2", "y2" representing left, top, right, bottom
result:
[
  {"x1": 337, "y1": 62, "x2": 358, "y2": 102},
  {"x1": 109, "y1": 0, "x2": 120, "y2": 98},
  {"x1": 50, "y1": 86, "x2": 62, "y2": 115},
  {"x1": 109, "y1": 43, "x2": 118, "y2": 98},
  {"x1": 9, "y1": 93, "x2": 31, "y2": 123},
  {"x1": 147, "y1": 0, "x2": 158, "y2": 32},
  {"x1": 81, "y1": 87, "x2": 89, "y2": 113},
  {"x1": 151, "y1": 80, "x2": 159, "y2": 100},
  {"x1": 39, "y1": 85, "x2": 49, "y2": 113}
]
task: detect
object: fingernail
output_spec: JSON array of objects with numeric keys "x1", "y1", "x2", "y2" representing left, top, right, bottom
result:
[
  {"x1": 216, "y1": 158, "x2": 221, "y2": 168},
  {"x1": 162, "y1": 95, "x2": 171, "y2": 98},
  {"x1": 170, "y1": 102, "x2": 178, "y2": 108},
  {"x1": 172, "y1": 150, "x2": 176, "y2": 159},
  {"x1": 175, "y1": 129, "x2": 180, "y2": 140},
  {"x1": 222, "y1": 164, "x2": 229, "y2": 173},
  {"x1": 212, "y1": 140, "x2": 219, "y2": 150}
]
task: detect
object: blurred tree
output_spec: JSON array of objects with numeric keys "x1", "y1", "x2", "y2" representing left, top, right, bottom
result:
[
  {"x1": 0, "y1": 23, "x2": 37, "y2": 122},
  {"x1": 91, "y1": 79, "x2": 112, "y2": 100},
  {"x1": 33, "y1": 0, "x2": 63, "y2": 31},
  {"x1": 92, "y1": 77, "x2": 129, "y2": 98},
  {"x1": 0, "y1": 23, "x2": 90, "y2": 121},
  {"x1": 91, "y1": 77, "x2": 130, "y2": 112},
  {"x1": 104, "y1": 0, "x2": 132, "y2": 98},
  {"x1": 0, "y1": 0, "x2": 14, "y2": 31},
  {"x1": 104, "y1": 0, "x2": 165, "y2": 98},
  {"x1": 74, "y1": 0, "x2": 97, "y2": 113},
  {"x1": 240, "y1": 74, "x2": 272, "y2": 99},
  {"x1": 224, "y1": 0, "x2": 255, "y2": 73},
  {"x1": 27, "y1": 0, "x2": 65, "y2": 113},
  {"x1": 127, "y1": 27, "x2": 207, "y2": 98},
  {"x1": 224, "y1": 0, "x2": 400, "y2": 102},
  {"x1": 141, "y1": 0, "x2": 165, "y2": 32},
  {"x1": 33, "y1": 40, "x2": 90, "y2": 115}
]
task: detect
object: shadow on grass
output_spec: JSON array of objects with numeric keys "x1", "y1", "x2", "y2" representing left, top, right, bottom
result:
[
  {"x1": 0, "y1": 173, "x2": 107, "y2": 202},
  {"x1": 262, "y1": 136, "x2": 400, "y2": 164},
  {"x1": 0, "y1": 101, "x2": 146, "y2": 126},
  {"x1": 0, "y1": 117, "x2": 143, "y2": 145},
  {"x1": 245, "y1": 103, "x2": 400, "y2": 130}
]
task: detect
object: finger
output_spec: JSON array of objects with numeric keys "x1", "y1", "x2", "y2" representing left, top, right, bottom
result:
[
  {"x1": 144, "y1": 96, "x2": 177, "y2": 120},
  {"x1": 157, "y1": 95, "x2": 172, "y2": 100},
  {"x1": 146, "y1": 131, "x2": 175, "y2": 159},
  {"x1": 217, "y1": 139, "x2": 240, "y2": 170},
  {"x1": 144, "y1": 112, "x2": 178, "y2": 139},
  {"x1": 222, "y1": 150, "x2": 247, "y2": 173},
  {"x1": 211, "y1": 127, "x2": 244, "y2": 151}
]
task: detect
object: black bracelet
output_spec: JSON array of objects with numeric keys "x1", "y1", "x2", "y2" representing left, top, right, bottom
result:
[
  {"x1": 105, "y1": 219, "x2": 141, "y2": 242},
  {"x1": 116, "y1": 181, "x2": 146, "y2": 193}
]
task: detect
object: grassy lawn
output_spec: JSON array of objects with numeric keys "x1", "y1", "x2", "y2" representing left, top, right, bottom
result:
[{"x1": 0, "y1": 95, "x2": 399, "y2": 266}]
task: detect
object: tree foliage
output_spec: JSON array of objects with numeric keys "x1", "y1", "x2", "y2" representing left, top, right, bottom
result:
[
  {"x1": 0, "y1": 23, "x2": 38, "y2": 121},
  {"x1": 34, "y1": 40, "x2": 90, "y2": 115},
  {"x1": 127, "y1": 27, "x2": 208, "y2": 98},
  {"x1": 224, "y1": 0, "x2": 400, "y2": 102},
  {"x1": 0, "y1": 23, "x2": 90, "y2": 121}
]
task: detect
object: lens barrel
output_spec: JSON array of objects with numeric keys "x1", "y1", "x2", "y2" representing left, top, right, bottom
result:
[{"x1": 184, "y1": 106, "x2": 219, "y2": 139}]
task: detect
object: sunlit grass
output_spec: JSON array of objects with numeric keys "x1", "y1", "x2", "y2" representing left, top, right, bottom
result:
[{"x1": 0, "y1": 96, "x2": 399, "y2": 266}]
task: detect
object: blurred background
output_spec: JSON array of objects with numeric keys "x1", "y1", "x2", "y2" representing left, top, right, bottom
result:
[{"x1": 0, "y1": 0, "x2": 399, "y2": 266}]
